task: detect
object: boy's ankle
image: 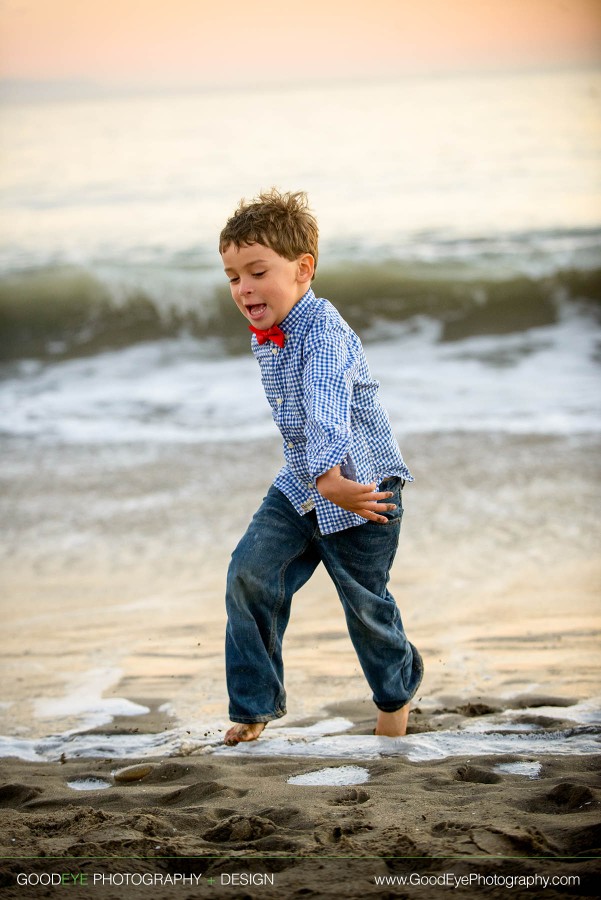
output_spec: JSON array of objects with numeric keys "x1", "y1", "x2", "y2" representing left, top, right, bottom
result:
[{"x1": 374, "y1": 703, "x2": 410, "y2": 737}]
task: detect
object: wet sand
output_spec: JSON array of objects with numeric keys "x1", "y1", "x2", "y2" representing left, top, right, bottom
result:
[
  {"x1": 0, "y1": 432, "x2": 600, "y2": 896},
  {"x1": 0, "y1": 741, "x2": 600, "y2": 898}
]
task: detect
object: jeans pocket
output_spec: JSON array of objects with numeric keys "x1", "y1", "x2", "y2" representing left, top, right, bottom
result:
[
  {"x1": 379, "y1": 475, "x2": 404, "y2": 492},
  {"x1": 375, "y1": 477, "x2": 404, "y2": 526}
]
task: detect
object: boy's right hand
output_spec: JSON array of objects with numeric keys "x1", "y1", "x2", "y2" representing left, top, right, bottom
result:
[{"x1": 316, "y1": 467, "x2": 396, "y2": 524}]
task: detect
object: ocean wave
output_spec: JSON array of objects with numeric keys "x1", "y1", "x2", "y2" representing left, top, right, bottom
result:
[
  {"x1": 1, "y1": 260, "x2": 599, "y2": 363},
  {"x1": 1, "y1": 305, "x2": 599, "y2": 443}
]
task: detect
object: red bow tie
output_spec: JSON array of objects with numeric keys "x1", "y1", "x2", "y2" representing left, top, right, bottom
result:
[{"x1": 248, "y1": 324, "x2": 286, "y2": 348}]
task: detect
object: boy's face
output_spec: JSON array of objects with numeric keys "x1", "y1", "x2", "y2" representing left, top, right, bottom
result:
[{"x1": 221, "y1": 243, "x2": 314, "y2": 329}]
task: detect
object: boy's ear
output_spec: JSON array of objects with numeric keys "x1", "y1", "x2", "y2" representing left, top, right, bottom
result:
[{"x1": 297, "y1": 253, "x2": 315, "y2": 283}]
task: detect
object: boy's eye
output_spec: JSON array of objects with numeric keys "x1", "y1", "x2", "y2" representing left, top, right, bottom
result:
[
  {"x1": 252, "y1": 271, "x2": 266, "y2": 278},
  {"x1": 228, "y1": 276, "x2": 240, "y2": 284}
]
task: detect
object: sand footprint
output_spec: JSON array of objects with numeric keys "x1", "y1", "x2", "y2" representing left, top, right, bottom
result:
[
  {"x1": 328, "y1": 787, "x2": 370, "y2": 805},
  {"x1": 431, "y1": 820, "x2": 471, "y2": 836},
  {"x1": 203, "y1": 814, "x2": 276, "y2": 843},
  {"x1": 518, "y1": 782, "x2": 597, "y2": 814},
  {"x1": 471, "y1": 825, "x2": 554, "y2": 855},
  {"x1": 314, "y1": 824, "x2": 343, "y2": 844},
  {"x1": 557, "y1": 820, "x2": 601, "y2": 855},
  {"x1": 160, "y1": 781, "x2": 248, "y2": 806},
  {"x1": 0, "y1": 784, "x2": 43, "y2": 806},
  {"x1": 453, "y1": 765, "x2": 502, "y2": 785}
]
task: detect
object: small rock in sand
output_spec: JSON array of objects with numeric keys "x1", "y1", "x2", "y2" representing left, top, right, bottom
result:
[{"x1": 113, "y1": 764, "x2": 156, "y2": 784}]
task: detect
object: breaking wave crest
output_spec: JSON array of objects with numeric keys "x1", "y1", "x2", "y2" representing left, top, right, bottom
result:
[{"x1": 1, "y1": 260, "x2": 600, "y2": 363}]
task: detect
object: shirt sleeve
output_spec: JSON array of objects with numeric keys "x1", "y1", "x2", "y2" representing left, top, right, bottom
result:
[{"x1": 302, "y1": 324, "x2": 358, "y2": 480}]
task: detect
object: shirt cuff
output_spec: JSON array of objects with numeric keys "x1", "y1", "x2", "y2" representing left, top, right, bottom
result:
[{"x1": 307, "y1": 438, "x2": 352, "y2": 480}]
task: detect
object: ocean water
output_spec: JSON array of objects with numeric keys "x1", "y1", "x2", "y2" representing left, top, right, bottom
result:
[
  {"x1": 1, "y1": 67, "x2": 600, "y2": 442},
  {"x1": 2, "y1": 702, "x2": 600, "y2": 764}
]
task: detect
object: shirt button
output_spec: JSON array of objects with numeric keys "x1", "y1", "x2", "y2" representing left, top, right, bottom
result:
[
  {"x1": 276, "y1": 398, "x2": 283, "y2": 405},
  {"x1": 271, "y1": 347, "x2": 278, "y2": 355},
  {"x1": 287, "y1": 442, "x2": 294, "y2": 449},
  {"x1": 307, "y1": 482, "x2": 314, "y2": 489}
]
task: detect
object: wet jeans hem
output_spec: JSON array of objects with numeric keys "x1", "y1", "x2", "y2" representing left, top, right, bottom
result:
[
  {"x1": 373, "y1": 642, "x2": 424, "y2": 712},
  {"x1": 228, "y1": 708, "x2": 287, "y2": 725}
]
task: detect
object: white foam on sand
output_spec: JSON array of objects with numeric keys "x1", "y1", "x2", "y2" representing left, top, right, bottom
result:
[
  {"x1": 502, "y1": 698, "x2": 601, "y2": 726},
  {"x1": 0, "y1": 719, "x2": 352, "y2": 762},
  {"x1": 287, "y1": 765, "x2": 370, "y2": 786},
  {"x1": 270, "y1": 718, "x2": 354, "y2": 738},
  {"x1": 214, "y1": 728, "x2": 601, "y2": 762},
  {"x1": 454, "y1": 698, "x2": 601, "y2": 735},
  {"x1": 0, "y1": 728, "x2": 187, "y2": 763},
  {"x1": 33, "y1": 666, "x2": 150, "y2": 729},
  {"x1": 493, "y1": 761, "x2": 542, "y2": 779},
  {"x1": 67, "y1": 778, "x2": 112, "y2": 791},
  {"x1": 1, "y1": 705, "x2": 600, "y2": 763},
  {"x1": 212, "y1": 702, "x2": 601, "y2": 761}
]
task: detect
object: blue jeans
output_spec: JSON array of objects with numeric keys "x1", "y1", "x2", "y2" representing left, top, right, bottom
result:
[{"x1": 225, "y1": 478, "x2": 423, "y2": 724}]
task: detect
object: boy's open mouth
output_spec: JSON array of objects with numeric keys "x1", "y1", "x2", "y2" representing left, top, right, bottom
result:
[{"x1": 246, "y1": 303, "x2": 267, "y2": 320}]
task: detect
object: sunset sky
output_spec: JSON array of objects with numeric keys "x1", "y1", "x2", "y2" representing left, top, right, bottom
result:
[{"x1": 0, "y1": 0, "x2": 600, "y2": 90}]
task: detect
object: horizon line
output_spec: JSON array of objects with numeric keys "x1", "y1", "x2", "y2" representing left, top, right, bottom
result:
[{"x1": 1, "y1": 61, "x2": 600, "y2": 104}]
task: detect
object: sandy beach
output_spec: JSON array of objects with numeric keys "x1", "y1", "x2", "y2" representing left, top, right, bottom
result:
[
  {"x1": 0, "y1": 713, "x2": 600, "y2": 899},
  {"x1": 0, "y1": 28, "x2": 599, "y2": 893},
  {"x1": 0, "y1": 431, "x2": 600, "y2": 896}
]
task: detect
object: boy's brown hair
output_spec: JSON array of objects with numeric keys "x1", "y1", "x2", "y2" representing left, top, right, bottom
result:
[{"x1": 219, "y1": 188, "x2": 319, "y2": 276}]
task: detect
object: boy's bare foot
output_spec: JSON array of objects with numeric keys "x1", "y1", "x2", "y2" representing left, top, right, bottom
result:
[
  {"x1": 374, "y1": 703, "x2": 410, "y2": 737},
  {"x1": 223, "y1": 722, "x2": 266, "y2": 746}
]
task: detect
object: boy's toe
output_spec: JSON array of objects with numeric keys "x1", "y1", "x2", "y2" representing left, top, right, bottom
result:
[{"x1": 223, "y1": 722, "x2": 266, "y2": 745}]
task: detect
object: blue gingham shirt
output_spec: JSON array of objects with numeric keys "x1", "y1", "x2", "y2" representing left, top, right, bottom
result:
[{"x1": 251, "y1": 288, "x2": 413, "y2": 534}]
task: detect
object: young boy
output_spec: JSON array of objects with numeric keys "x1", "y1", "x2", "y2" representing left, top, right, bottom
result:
[{"x1": 219, "y1": 189, "x2": 423, "y2": 745}]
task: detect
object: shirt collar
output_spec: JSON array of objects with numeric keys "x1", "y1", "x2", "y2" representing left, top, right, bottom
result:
[{"x1": 279, "y1": 287, "x2": 317, "y2": 336}]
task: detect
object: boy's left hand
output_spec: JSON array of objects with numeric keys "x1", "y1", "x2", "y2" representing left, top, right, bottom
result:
[{"x1": 316, "y1": 466, "x2": 396, "y2": 524}]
